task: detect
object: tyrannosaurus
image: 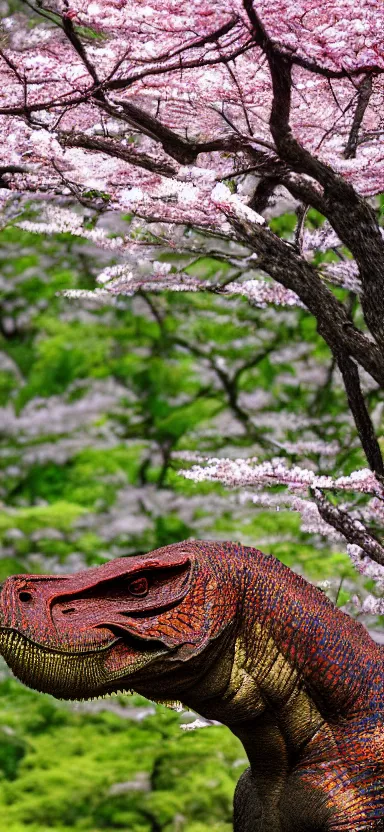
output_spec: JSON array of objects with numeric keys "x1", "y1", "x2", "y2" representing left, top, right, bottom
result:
[{"x1": 0, "y1": 540, "x2": 382, "y2": 831}]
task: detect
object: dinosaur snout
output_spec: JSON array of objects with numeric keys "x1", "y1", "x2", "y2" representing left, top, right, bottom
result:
[
  {"x1": 0, "y1": 572, "x2": 117, "y2": 654},
  {"x1": 0, "y1": 572, "x2": 134, "y2": 699}
]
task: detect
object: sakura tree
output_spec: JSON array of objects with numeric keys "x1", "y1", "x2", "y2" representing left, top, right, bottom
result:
[{"x1": 1, "y1": 0, "x2": 384, "y2": 612}]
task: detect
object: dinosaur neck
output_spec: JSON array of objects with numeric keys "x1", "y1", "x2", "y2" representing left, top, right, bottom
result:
[
  {"x1": 181, "y1": 548, "x2": 379, "y2": 746},
  {"x1": 244, "y1": 549, "x2": 377, "y2": 712}
]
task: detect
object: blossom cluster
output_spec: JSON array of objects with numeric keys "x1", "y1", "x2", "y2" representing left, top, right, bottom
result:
[
  {"x1": 177, "y1": 453, "x2": 384, "y2": 496},
  {"x1": 177, "y1": 453, "x2": 384, "y2": 600},
  {"x1": 1, "y1": 0, "x2": 384, "y2": 223}
]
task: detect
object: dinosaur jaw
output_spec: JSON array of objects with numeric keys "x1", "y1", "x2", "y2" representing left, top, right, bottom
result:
[{"x1": 0, "y1": 627, "x2": 167, "y2": 700}]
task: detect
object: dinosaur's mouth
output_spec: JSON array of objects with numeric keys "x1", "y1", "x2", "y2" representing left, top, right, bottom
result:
[{"x1": 0, "y1": 627, "x2": 167, "y2": 700}]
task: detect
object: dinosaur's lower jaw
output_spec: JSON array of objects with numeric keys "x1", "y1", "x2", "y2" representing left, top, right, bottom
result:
[{"x1": 0, "y1": 628, "x2": 165, "y2": 700}]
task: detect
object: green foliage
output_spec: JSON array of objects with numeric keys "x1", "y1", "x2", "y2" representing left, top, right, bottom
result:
[
  {"x1": 16, "y1": 321, "x2": 113, "y2": 408},
  {"x1": 0, "y1": 679, "x2": 244, "y2": 832},
  {"x1": 0, "y1": 370, "x2": 17, "y2": 405},
  {"x1": 15, "y1": 445, "x2": 143, "y2": 509},
  {"x1": 269, "y1": 212, "x2": 297, "y2": 237},
  {"x1": 0, "y1": 502, "x2": 86, "y2": 536}
]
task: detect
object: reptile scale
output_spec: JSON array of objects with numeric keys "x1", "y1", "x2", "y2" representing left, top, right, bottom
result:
[{"x1": 0, "y1": 540, "x2": 382, "y2": 831}]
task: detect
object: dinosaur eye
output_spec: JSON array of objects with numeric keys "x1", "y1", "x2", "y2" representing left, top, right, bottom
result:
[
  {"x1": 19, "y1": 591, "x2": 32, "y2": 602},
  {"x1": 127, "y1": 576, "x2": 149, "y2": 597}
]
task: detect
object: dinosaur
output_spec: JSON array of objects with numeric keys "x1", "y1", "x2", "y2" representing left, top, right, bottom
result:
[{"x1": 0, "y1": 540, "x2": 382, "y2": 831}]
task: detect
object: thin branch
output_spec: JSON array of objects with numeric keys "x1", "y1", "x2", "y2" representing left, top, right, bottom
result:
[
  {"x1": 139, "y1": 291, "x2": 166, "y2": 336},
  {"x1": 21, "y1": 0, "x2": 64, "y2": 28},
  {"x1": 103, "y1": 40, "x2": 255, "y2": 91},
  {"x1": 0, "y1": 88, "x2": 96, "y2": 116},
  {"x1": 344, "y1": 75, "x2": 374, "y2": 159},
  {"x1": 312, "y1": 488, "x2": 384, "y2": 567},
  {"x1": 51, "y1": 159, "x2": 107, "y2": 211},
  {"x1": 134, "y1": 17, "x2": 240, "y2": 65},
  {"x1": 61, "y1": 10, "x2": 101, "y2": 89},
  {"x1": 336, "y1": 353, "x2": 384, "y2": 481},
  {"x1": 309, "y1": 356, "x2": 336, "y2": 416},
  {"x1": 58, "y1": 131, "x2": 178, "y2": 177},
  {"x1": 170, "y1": 334, "x2": 280, "y2": 449},
  {"x1": 0, "y1": 48, "x2": 25, "y2": 84},
  {"x1": 223, "y1": 60, "x2": 253, "y2": 136}
]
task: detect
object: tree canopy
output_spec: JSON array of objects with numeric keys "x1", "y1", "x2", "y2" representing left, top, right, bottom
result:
[{"x1": 1, "y1": 0, "x2": 384, "y2": 601}]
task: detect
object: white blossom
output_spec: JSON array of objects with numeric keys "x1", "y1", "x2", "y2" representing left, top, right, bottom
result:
[
  {"x1": 225, "y1": 279, "x2": 304, "y2": 308},
  {"x1": 211, "y1": 184, "x2": 265, "y2": 226},
  {"x1": 347, "y1": 544, "x2": 384, "y2": 589}
]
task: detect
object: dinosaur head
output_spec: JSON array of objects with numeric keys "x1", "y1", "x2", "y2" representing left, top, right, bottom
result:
[{"x1": 0, "y1": 541, "x2": 238, "y2": 701}]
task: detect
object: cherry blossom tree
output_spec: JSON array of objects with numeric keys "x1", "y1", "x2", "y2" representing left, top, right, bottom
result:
[{"x1": 1, "y1": 0, "x2": 384, "y2": 611}]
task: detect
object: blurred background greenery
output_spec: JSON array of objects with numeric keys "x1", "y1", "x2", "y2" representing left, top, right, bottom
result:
[{"x1": 0, "y1": 209, "x2": 382, "y2": 831}]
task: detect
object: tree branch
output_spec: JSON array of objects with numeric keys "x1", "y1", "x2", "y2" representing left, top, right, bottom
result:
[
  {"x1": 336, "y1": 353, "x2": 384, "y2": 481},
  {"x1": 61, "y1": 10, "x2": 101, "y2": 89},
  {"x1": 58, "y1": 131, "x2": 178, "y2": 177},
  {"x1": 313, "y1": 488, "x2": 384, "y2": 567},
  {"x1": 344, "y1": 75, "x2": 374, "y2": 159},
  {"x1": 242, "y1": 1, "x2": 384, "y2": 353},
  {"x1": 103, "y1": 40, "x2": 255, "y2": 91},
  {"x1": 108, "y1": 98, "x2": 242, "y2": 165},
  {"x1": 226, "y1": 212, "x2": 384, "y2": 388}
]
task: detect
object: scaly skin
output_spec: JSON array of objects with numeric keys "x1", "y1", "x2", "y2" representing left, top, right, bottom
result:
[{"x1": 0, "y1": 540, "x2": 382, "y2": 831}]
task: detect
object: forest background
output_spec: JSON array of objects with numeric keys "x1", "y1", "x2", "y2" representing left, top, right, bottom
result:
[
  {"x1": 1, "y1": 0, "x2": 384, "y2": 830},
  {"x1": 0, "y1": 205, "x2": 383, "y2": 832}
]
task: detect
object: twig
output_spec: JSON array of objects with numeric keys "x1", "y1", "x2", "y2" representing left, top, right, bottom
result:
[
  {"x1": 336, "y1": 353, "x2": 384, "y2": 481},
  {"x1": 312, "y1": 488, "x2": 384, "y2": 567},
  {"x1": 344, "y1": 75, "x2": 373, "y2": 159}
]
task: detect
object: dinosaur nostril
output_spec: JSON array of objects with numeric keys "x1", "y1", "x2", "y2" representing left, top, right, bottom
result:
[
  {"x1": 61, "y1": 608, "x2": 76, "y2": 615},
  {"x1": 19, "y1": 591, "x2": 32, "y2": 602}
]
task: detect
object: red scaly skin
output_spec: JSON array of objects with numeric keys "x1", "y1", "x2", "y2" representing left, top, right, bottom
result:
[{"x1": 0, "y1": 540, "x2": 382, "y2": 832}]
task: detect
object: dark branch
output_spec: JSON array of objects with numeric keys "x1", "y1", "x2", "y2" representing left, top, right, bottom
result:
[
  {"x1": 336, "y1": 354, "x2": 384, "y2": 481},
  {"x1": 242, "y1": 0, "x2": 384, "y2": 80},
  {"x1": 248, "y1": 175, "x2": 282, "y2": 213},
  {"x1": 108, "y1": 98, "x2": 242, "y2": 165},
  {"x1": 0, "y1": 89, "x2": 96, "y2": 116},
  {"x1": 136, "y1": 17, "x2": 241, "y2": 64},
  {"x1": 344, "y1": 75, "x2": 374, "y2": 159},
  {"x1": 226, "y1": 212, "x2": 384, "y2": 388},
  {"x1": 58, "y1": 131, "x2": 178, "y2": 177},
  {"x1": 294, "y1": 204, "x2": 308, "y2": 254},
  {"x1": 103, "y1": 40, "x2": 255, "y2": 92},
  {"x1": 313, "y1": 489, "x2": 384, "y2": 567},
  {"x1": 61, "y1": 12, "x2": 101, "y2": 89}
]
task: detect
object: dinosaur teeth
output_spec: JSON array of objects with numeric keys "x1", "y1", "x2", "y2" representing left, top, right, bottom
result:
[{"x1": 149, "y1": 698, "x2": 184, "y2": 711}]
